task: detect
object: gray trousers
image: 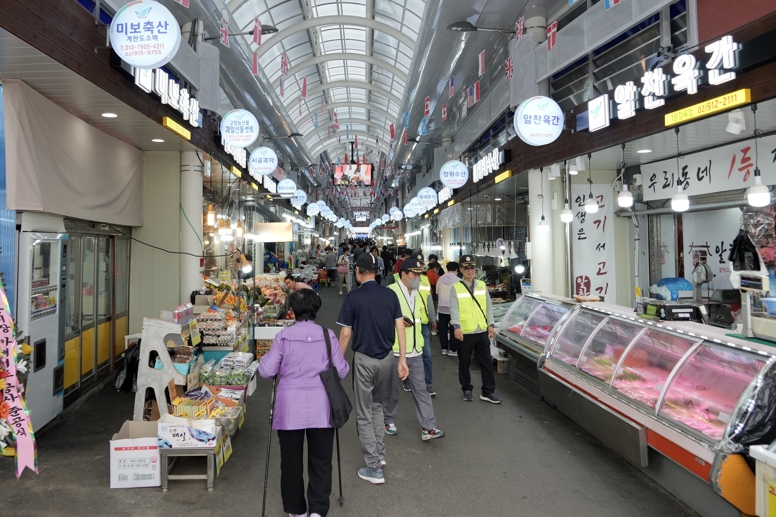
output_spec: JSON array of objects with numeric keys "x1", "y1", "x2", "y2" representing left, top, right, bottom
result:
[
  {"x1": 353, "y1": 351, "x2": 393, "y2": 470},
  {"x1": 383, "y1": 355, "x2": 437, "y2": 431}
]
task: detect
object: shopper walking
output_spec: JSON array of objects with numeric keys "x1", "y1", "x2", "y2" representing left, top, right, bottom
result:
[
  {"x1": 416, "y1": 256, "x2": 437, "y2": 396},
  {"x1": 325, "y1": 247, "x2": 338, "y2": 289},
  {"x1": 352, "y1": 243, "x2": 365, "y2": 261},
  {"x1": 337, "y1": 252, "x2": 408, "y2": 485},
  {"x1": 371, "y1": 247, "x2": 385, "y2": 284},
  {"x1": 258, "y1": 289, "x2": 349, "y2": 517},
  {"x1": 383, "y1": 255, "x2": 445, "y2": 440},
  {"x1": 450, "y1": 255, "x2": 501, "y2": 404},
  {"x1": 392, "y1": 249, "x2": 412, "y2": 275},
  {"x1": 436, "y1": 261, "x2": 461, "y2": 357},
  {"x1": 380, "y1": 246, "x2": 393, "y2": 277},
  {"x1": 337, "y1": 247, "x2": 351, "y2": 295}
]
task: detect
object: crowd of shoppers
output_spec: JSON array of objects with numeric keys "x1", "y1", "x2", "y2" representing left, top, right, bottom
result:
[{"x1": 260, "y1": 248, "x2": 501, "y2": 515}]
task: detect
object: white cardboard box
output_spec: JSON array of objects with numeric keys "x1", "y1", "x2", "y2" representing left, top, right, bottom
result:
[{"x1": 110, "y1": 421, "x2": 161, "y2": 489}]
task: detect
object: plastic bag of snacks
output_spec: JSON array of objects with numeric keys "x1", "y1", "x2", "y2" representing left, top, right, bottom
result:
[
  {"x1": 198, "y1": 360, "x2": 216, "y2": 385},
  {"x1": 213, "y1": 367, "x2": 231, "y2": 386},
  {"x1": 229, "y1": 367, "x2": 249, "y2": 386}
]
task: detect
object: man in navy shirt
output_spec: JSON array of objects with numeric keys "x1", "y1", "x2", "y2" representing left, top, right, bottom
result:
[{"x1": 338, "y1": 252, "x2": 408, "y2": 485}]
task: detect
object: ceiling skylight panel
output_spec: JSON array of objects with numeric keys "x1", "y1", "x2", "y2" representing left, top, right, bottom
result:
[{"x1": 276, "y1": 15, "x2": 303, "y2": 30}]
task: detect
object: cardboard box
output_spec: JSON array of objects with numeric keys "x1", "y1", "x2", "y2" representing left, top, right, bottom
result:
[
  {"x1": 194, "y1": 295, "x2": 215, "y2": 315},
  {"x1": 247, "y1": 375, "x2": 258, "y2": 397},
  {"x1": 158, "y1": 416, "x2": 220, "y2": 448},
  {"x1": 110, "y1": 421, "x2": 161, "y2": 489}
]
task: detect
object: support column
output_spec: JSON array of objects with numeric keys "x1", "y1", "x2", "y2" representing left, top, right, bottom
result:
[
  {"x1": 524, "y1": 5, "x2": 549, "y2": 97},
  {"x1": 528, "y1": 168, "x2": 554, "y2": 294},
  {"x1": 180, "y1": 151, "x2": 203, "y2": 304}
]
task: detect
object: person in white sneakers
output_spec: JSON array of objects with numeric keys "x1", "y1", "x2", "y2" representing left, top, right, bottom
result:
[
  {"x1": 383, "y1": 255, "x2": 445, "y2": 441},
  {"x1": 436, "y1": 261, "x2": 461, "y2": 357}
]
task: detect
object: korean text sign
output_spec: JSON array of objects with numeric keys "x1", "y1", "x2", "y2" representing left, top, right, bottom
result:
[
  {"x1": 641, "y1": 133, "x2": 776, "y2": 201},
  {"x1": 571, "y1": 185, "x2": 617, "y2": 303},
  {"x1": 110, "y1": 1, "x2": 181, "y2": 69}
]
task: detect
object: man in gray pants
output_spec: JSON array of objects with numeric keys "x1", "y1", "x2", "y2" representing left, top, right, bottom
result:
[
  {"x1": 383, "y1": 256, "x2": 445, "y2": 440},
  {"x1": 337, "y1": 252, "x2": 408, "y2": 485}
]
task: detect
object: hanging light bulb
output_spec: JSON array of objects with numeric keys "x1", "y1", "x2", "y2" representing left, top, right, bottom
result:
[
  {"x1": 748, "y1": 170, "x2": 770, "y2": 207},
  {"x1": 618, "y1": 185, "x2": 634, "y2": 207},
  {"x1": 671, "y1": 185, "x2": 689, "y2": 212},
  {"x1": 584, "y1": 194, "x2": 599, "y2": 213},
  {"x1": 224, "y1": 218, "x2": 234, "y2": 235},
  {"x1": 235, "y1": 220, "x2": 244, "y2": 238},
  {"x1": 515, "y1": 264, "x2": 525, "y2": 274},
  {"x1": 568, "y1": 161, "x2": 578, "y2": 175},
  {"x1": 206, "y1": 204, "x2": 215, "y2": 227},
  {"x1": 217, "y1": 219, "x2": 228, "y2": 235},
  {"x1": 560, "y1": 202, "x2": 573, "y2": 223},
  {"x1": 538, "y1": 215, "x2": 550, "y2": 233}
]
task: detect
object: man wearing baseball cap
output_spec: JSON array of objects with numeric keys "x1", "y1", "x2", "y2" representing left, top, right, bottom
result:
[
  {"x1": 383, "y1": 255, "x2": 445, "y2": 440},
  {"x1": 450, "y1": 255, "x2": 501, "y2": 404},
  {"x1": 337, "y1": 251, "x2": 409, "y2": 484}
]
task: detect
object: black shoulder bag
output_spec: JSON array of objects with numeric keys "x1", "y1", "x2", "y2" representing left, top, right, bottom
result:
[{"x1": 319, "y1": 325, "x2": 353, "y2": 428}]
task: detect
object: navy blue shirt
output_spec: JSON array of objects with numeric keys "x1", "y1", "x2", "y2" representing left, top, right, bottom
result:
[{"x1": 337, "y1": 280, "x2": 402, "y2": 359}]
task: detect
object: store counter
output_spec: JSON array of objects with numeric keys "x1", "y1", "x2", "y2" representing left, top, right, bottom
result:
[{"x1": 525, "y1": 296, "x2": 776, "y2": 517}]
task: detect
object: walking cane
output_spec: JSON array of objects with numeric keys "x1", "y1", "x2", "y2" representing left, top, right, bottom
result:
[
  {"x1": 336, "y1": 428, "x2": 344, "y2": 507},
  {"x1": 261, "y1": 375, "x2": 278, "y2": 517}
]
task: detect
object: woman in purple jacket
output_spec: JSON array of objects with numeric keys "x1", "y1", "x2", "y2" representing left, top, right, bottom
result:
[{"x1": 259, "y1": 289, "x2": 349, "y2": 517}]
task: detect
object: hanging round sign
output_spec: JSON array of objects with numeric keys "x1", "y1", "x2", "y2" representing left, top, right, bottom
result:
[
  {"x1": 220, "y1": 109, "x2": 260, "y2": 148},
  {"x1": 417, "y1": 187, "x2": 438, "y2": 208},
  {"x1": 277, "y1": 179, "x2": 296, "y2": 198},
  {"x1": 382, "y1": 214, "x2": 390, "y2": 223},
  {"x1": 390, "y1": 206, "x2": 401, "y2": 215},
  {"x1": 291, "y1": 189, "x2": 307, "y2": 206},
  {"x1": 249, "y1": 147, "x2": 278, "y2": 177},
  {"x1": 403, "y1": 203, "x2": 416, "y2": 219},
  {"x1": 317, "y1": 200, "x2": 327, "y2": 210},
  {"x1": 439, "y1": 160, "x2": 469, "y2": 189},
  {"x1": 514, "y1": 96, "x2": 565, "y2": 146},
  {"x1": 307, "y1": 204, "x2": 320, "y2": 216},
  {"x1": 409, "y1": 197, "x2": 423, "y2": 214},
  {"x1": 110, "y1": 1, "x2": 181, "y2": 69},
  {"x1": 393, "y1": 211, "x2": 404, "y2": 221}
]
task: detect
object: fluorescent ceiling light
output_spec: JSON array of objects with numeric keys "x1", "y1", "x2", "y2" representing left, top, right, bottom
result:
[
  {"x1": 637, "y1": 149, "x2": 652, "y2": 154},
  {"x1": 152, "y1": 139, "x2": 165, "y2": 143},
  {"x1": 101, "y1": 113, "x2": 118, "y2": 118}
]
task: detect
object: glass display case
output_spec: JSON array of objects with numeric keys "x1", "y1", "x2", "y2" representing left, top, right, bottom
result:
[
  {"x1": 544, "y1": 305, "x2": 776, "y2": 445},
  {"x1": 497, "y1": 294, "x2": 574, "y2": 357}
]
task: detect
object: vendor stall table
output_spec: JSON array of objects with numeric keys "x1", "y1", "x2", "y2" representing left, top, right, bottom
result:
[{"x1": 161, "y1": 447, "x2": 216, "y2": 492}]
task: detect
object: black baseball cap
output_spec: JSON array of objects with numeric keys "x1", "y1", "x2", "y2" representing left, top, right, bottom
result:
[
  {"x1": 400, "y1": 255, "x2": 424, "y2": 273},
  {"x1": 459, "y1": 255, "x2": 476, "y2": 267},
  {"x1": 355, "y1": 251, "x2": 379, "y2": 271}
]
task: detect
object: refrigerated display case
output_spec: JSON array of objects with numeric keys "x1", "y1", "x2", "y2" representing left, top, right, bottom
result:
[
  {"x1": 495, "y1": 294, "x2": 575, "y2": 360},
  {"x1": 538, "y1": 301, "x2": 776, "y2": 517}
]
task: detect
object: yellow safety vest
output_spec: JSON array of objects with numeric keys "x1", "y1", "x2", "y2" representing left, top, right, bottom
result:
[
  {"x1": 388, "y1": 283, "x2": 424, "y2": 354},
  {"x1": 392, "y1": 272, "x2": 430, "y2": 324},
  {"x1": 453, "y1": 281, "x2": 488, "y2": 334}
]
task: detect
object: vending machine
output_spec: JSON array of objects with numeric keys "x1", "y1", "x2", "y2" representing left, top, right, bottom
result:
[{"x1": 17, "y1": 232, "x2": 67, "y2": 431}]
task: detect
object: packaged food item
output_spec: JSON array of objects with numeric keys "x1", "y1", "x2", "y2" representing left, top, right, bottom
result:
[
  {"x1": 213, "y1": 367, "x2": 232, "y2": 386},
  {"x1": 229, "y1": 367, "x2": 249, "y2": 386}
]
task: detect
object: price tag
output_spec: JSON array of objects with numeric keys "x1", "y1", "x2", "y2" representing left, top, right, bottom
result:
[
  {"x1": 238, "y1": 411, "x2": 245, "y2": 429},
  {"x1": 768, "y1": 483, "x2": 776, "y2": 515},
  {"x1": 219, "y1": 271, "x2": 231, "y2": 282},
  {"x1": 188, "y1": 319, "x2": 201, "y2": 345}
]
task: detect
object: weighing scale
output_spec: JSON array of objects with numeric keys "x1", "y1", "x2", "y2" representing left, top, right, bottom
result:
[{"x1": 738, "y1": 271, "x2": 776, "y2": 340}]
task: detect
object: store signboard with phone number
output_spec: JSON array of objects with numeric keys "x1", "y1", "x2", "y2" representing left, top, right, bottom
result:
[{"x1": 641, "y1": 133, "x2": 776, "y2": 201}]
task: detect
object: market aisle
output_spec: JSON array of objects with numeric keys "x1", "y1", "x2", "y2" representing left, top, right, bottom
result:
[{"x1": 0, "y1": 284, "x2": 693, "y2": 517}]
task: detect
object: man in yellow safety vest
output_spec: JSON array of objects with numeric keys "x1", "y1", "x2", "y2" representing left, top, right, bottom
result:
[
  {"x1": 450, "y1": 255, "x2": 501, "y2": 404},
  {"x1": 383, "y1": 255, "x2": 445, "y2": 440},
  {"x1": 393, "y1": 254, "x2": 437, "y2": 395}
]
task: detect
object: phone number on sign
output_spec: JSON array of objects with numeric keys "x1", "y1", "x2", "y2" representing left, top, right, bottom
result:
[
  {"x1": 120, "y1": 44, "x2": 167, "y2": 51},
  {"x1": 696, "y1": 93, "x2": 741, "y2": 115}
]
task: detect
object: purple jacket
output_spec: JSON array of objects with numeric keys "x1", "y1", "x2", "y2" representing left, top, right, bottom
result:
[{"x1": 258, "y1": 321, "x2": 349, "y2": 430}]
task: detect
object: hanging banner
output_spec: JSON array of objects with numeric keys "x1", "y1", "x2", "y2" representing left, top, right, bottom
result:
[
  {"x1": 0, "y1": 281, "x2": 38, "y2": 479},
  {"x1": 439, "y1": 160, "x2": 469, "y2": 189},
  {"x1": 220, "y1": 109, "x2": 260, "y2": 147},
  {"x1": 110, "y1": 1, "x2": 181, "y2": 69},
  {"x1": 514, "y1": 96, "x2": 564, "y2": 146},
  {"x1": 249, "y1": 147, "x2": 278, "y2": 178},
  {"x1": 277, "y1": 179, "x2": 296, "y2": 198},
  {"x1": 571, "y1": 184, "x2": 617, "y2": 303},
  {"x1": 681, "y1": 208, "x2": 742, "y2": 290},
  {"x1": 641, "y1": 133, "x2": 776, "y2": 201}
]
